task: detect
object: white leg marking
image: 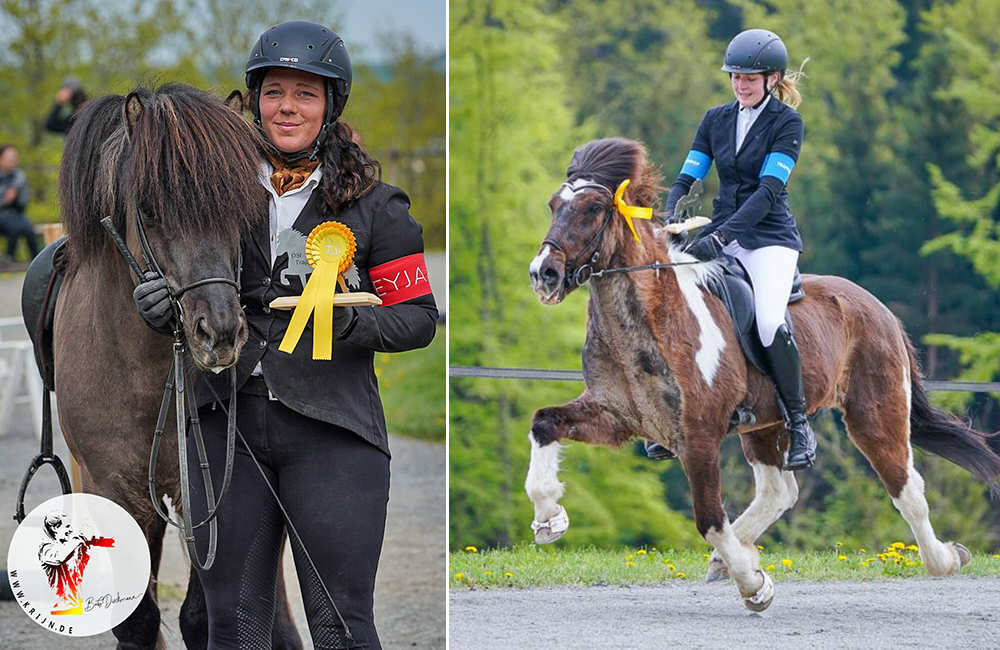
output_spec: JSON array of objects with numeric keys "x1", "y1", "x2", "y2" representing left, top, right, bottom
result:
[
  {"x1": 705, "y1": 521, "x2": 761, "y2": 595},
  {"x1": 891, "y1": 364, "x2": 961, "y2": 576},
  {"x1": 525, "y1": 434, "x2": 564, "y2": 523},
  {"x1": 674, "y1": 262, "x2": 726, "y2": 386},
  {"x1": 529, "y1": 245, "x2": 552, "y2": 277},
  {"x1": 731, "y1": 463, "x2": 798, "y2": 544}
]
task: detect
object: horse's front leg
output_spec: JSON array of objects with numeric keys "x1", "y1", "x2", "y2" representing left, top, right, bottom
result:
[
  {"x1": 526, "y1": 390, "x2": 631, "y2": 544},
  {"x1": 707, "y1": 426, "x2": 799, "y2": 582},
  {"x1": 681, "y1": 437, "x2": 774, "y2": 612}
]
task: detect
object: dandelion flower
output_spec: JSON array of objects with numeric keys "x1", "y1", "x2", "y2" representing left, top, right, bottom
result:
[
  {"x1": 454, "y1": 573, "x2": 465, "y2": 580},
  {"x1": 766, "y1": 564, "x2": 775, "y2": 571},
  {"x1": 781, "y1": 558, "x2": 793, "y2": 568},
  {"x1": 835, "y1": 541, "x2": 843, "y2": 547},
  {"x1": 465, "y1": 545, "x2": 478, "y2": 553},
  {"x1": 891, "y1": 542, "x2": 906, "y2": 550},
  {"x1": 625, "y1": 561, "x2": 636, "y2": 568},
  {"x1": 993, "y1": 554, "x2": 1000, "y2": 559},
  {"x1": 838, "y1": 555, "x2": 847, "y2": 561},
  {"x1": 637, "y1": 549, "x2": 648, "y2": 555},
  {"x1": 676, "y1": 572, "x2": 687, "y2": 579},
  {"x1": 667, "y1": 564, "x2": 676, "y2": 572},
  {"x1": 858, "y1": 548, "x2": 867, "y2": 554},
  {"x1": 757, "y1": 545, "x2": 764, "y2": 551},
  {"x1": 504, "y1": 572, "x2": 513, "y2": 578},
  {"x1": 484, "y1": 571, "x2": 493, "y2": 576},
  {"x1": 703, "y1": 553, "x2": 711, "y2": 559},
  {"x1": 906, "y1": 545, "x2": 918, "y2": 552}
]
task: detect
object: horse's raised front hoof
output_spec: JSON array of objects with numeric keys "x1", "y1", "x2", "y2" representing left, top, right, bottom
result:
[
  {"x1": 950, "y1": 542, "x2": 972, "y2": 569},
  {"x1": 531, "y1": 505, "x2": 569, "y2": 545},
  {"x1": 741, "y1": 569, "x2": 774, "y2": 613},
  {"x1": 705, "y1": 556, "x2": 730, "y2": 583}
]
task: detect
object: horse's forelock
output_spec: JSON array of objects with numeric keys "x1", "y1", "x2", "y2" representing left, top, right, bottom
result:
[
  {"x1": 127, "y1": 84, "x2": 267, "y2": 238},
  {"x1": 566, "y1": 137, "x2": 663, "y2": 209}
]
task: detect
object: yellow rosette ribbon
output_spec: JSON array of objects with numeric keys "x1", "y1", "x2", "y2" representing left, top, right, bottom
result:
[
  {"x1": 278, "y1": 221, "x2": 357, "y2": 360},
  {"x1": 615, "y1": 179, "x2": 653, "y2": 242}
]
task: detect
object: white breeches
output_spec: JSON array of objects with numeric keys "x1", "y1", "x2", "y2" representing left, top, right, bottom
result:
[{"x1": 723, "y1": 242, "x2": 800, "y2": 347}]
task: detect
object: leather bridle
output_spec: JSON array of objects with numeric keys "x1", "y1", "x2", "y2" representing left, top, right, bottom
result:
[
  {"x1": 542, "y1": 182, "x2": 617, "y2": 289},
  {"x1": 103, "y1": 212, "x2": 241, "y2": 571}
]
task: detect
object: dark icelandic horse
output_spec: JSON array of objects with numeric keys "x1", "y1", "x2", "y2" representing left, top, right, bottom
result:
[
  {"x1": 54, "y1": 84, "x2": 301, "y2": 649},
  {"x1": 526, "y1": 137, "x2": 1000, "y2": 611}
]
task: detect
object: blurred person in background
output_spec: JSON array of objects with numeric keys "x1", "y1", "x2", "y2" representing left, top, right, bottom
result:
[
  {"x1": 45, "y1": 76, "x2": 88, "y2": 134},
  {"x1": 0, "y1": 145, "x2": 39, "y2": 262}
]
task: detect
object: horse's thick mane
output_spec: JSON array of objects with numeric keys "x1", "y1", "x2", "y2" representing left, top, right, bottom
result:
[
  {"x1": 566, "y1": 137, "x2": 663, "y2": 210},
  {"x1": 60, "y1": 83, "x2": 268, "y2": 267}
]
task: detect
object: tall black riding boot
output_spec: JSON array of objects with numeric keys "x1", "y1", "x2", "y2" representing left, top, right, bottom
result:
[{"x1": 763, "y1": 325, "x2": 817, "y2": 470}]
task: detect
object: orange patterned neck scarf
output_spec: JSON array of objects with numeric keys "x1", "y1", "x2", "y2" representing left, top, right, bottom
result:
[{"x1": 268, "y1": 155, "x2": 320, "y2": 197}]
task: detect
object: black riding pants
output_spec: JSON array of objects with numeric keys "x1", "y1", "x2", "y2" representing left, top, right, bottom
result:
[{"x1": 187, "y1": 387, "x2": 390, "y2": 650}]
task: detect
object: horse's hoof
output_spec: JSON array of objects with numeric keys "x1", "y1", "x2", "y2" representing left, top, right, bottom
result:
[
  {"x1": 531, "y1": 505, "x2": 569, "y2": 545},
  {"x1": 951, "y1": 542, "x2": 972, "y2": 568},
  {"x1": 742, "y1": 569, "x2": 774, "y2": 612},
  {"x1": 705, "y1": 557, "x2": 730, "y2": 582}
]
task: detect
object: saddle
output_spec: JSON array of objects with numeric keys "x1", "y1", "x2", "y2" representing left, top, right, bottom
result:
[
  {"x1": 704, "y1": 253, "x2": 805, "y2": 377},
  {"x1": 21, "y1": 237, "x2": 68, "y2": 391}
]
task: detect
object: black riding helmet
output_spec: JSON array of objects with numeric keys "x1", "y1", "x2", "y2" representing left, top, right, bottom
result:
[
  {"x1": 245, "y1": 20, "x2": 352, "y2": 162},
  {"x1": 721, "y1": 29, "x2": 788, "y2": 100}
]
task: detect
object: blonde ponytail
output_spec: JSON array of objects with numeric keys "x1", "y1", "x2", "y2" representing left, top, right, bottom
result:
[{"x1": 772, "y1": 58, "x2": 809, "y2": 109}]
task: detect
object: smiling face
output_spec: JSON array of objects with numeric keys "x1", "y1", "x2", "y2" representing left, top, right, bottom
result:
[
  {"x1": 730, "y1": 72, "x2": 779, "y2": 108},
  {"x1": 259, "y1": 68, "x2": 327, "y2": 153},
  {"x1": 0, "y1": 146, "x2": 18, "y2": 172}
]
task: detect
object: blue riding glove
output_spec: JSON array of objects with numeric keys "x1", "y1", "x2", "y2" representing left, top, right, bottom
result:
[
  {"x1": 684, "y1": 232, "x2": 727, "y2": 262},
  {"x1": 133, "y1": 271, "x2": 173, "y2": 333}
]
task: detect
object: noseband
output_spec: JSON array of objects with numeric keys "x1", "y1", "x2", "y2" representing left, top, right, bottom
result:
[
  {"x1": 102, "y1": 211, "x2": 241, "y2": 571},
  {"x1": 542, "y1": 182, "x2": 617, "y2": 289}
]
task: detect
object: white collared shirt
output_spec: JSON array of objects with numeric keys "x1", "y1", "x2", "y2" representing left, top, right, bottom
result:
[
  {"x1": 736, "y1": 94, "x2": 771, "y2": 153},
  {"x1": 252, "y1": 161, "x2": 323, "y2": 376},
  {"x1": 259, "y1": 161, "x2": 324, "y2": 268}
]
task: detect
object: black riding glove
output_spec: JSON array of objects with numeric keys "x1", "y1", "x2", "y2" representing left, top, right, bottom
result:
[
  {"x1": 133, "y1": 271, "x2": 173, "y2": 333},
  {"x1": 684, "y1": 232, "x2": 727, "y2": 262},
  {"x1": 334, "y1": 305, "x2": 358, "y2": 340}
]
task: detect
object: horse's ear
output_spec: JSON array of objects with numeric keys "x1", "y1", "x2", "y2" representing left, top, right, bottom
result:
[
  {"x1": 224, "y1": 90, "x2": 245, "y2": 113},
  {"x1": 123, "y1": 92, "x2": 143, "y2": 135}
]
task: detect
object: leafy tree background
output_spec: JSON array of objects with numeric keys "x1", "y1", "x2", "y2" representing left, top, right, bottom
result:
[
  {"x1": 450, "y1": 0, "x2": 1000, "y2": 552},
  {"x1": 0, "y1": 0, "x2": 445, "y2": 250}
]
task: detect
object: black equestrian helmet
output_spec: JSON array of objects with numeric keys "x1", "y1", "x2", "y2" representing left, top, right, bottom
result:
[
  {"x1": 245, "y1": 20, "x2": 352, "y2": 126},
  {"x1": 721, "y1": 29, "x2": 788, "y2": 74}
]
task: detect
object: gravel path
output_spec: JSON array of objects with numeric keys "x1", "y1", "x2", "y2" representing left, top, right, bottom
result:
[
  {"x1": 0, "y1": 269, "x2": 445, "y2": 649},
  {"x1": 449, "y1": 578, "x2": 1000, "y2": 650}
]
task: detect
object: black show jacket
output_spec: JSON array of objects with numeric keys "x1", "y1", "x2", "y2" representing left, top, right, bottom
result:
[
  {"x1": 196, "y1": 181, "x2": 438, "y2": 456},
  {"x1": 667, "y1": 98, "x2": 805, "y2": 251}
]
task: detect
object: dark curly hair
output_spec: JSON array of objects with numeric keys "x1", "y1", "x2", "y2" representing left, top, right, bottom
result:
[{"x1": 251, "y1": 90, "x2": 382, "y2": 214}]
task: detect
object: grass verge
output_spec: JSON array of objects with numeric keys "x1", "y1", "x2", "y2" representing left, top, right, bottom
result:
[
  {"x1": 377, "y1": 323, "x2": 445, "y2": 442},
  {"x1": 450, "y1": 543, "x2": 1000, "y2": 589}
]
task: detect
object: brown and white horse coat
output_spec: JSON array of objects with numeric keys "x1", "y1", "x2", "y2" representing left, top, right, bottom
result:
[{"x1": 527, "y1": 137, "x2": 999, "y2": 611}]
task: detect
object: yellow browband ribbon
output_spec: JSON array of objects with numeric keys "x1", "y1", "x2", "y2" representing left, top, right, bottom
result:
[{"x1": 614, "y1": 179, "x2": 653, "y2": 242}]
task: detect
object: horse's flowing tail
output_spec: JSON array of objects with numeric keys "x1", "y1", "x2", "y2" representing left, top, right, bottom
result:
[{"x1": 908, "y1": 355, "x2": 1000, "y2": 499}]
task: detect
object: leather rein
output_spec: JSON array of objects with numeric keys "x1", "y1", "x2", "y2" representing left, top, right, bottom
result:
[
  {"x1": 102, "y1": 213, "x2": 239, "y2": 571},
  {"x1": 543, "y1": 181, "x2": 705, "y2": 290}
]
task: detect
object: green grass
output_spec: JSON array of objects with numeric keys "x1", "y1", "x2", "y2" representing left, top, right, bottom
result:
[
  {"x1": 449, "y1": 543, "x2": 1000, "y2": 589},
  {"x1": 376, "y1": 323, "x2": 445, "y2": 441}
]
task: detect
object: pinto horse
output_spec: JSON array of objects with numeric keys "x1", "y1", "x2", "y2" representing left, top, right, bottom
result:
[
  {"x1": 526, "y1": 137, "x2": 1000, "y2": 611},
  {"x1": 53, "y1": 85, "x2": 301, "y2": 649}
]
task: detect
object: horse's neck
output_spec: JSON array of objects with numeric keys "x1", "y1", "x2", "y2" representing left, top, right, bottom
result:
[{"x1": 588, "y1": 236, "x2": 683, "y2": 345}]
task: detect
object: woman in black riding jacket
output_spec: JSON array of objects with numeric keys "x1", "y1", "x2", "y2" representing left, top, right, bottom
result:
[
  {"x1": 134, "y1": 21, "x2": 437, "y2": 649},
  {"x1": 647, "y1": 29, "x2": 815, "y2": 471}
]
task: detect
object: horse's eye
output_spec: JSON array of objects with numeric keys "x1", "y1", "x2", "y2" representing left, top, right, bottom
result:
[{"x1": 588, "y1": 203, "x2": 603, "y2": 215}]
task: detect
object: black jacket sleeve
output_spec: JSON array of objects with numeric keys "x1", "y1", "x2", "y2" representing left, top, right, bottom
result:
[
  {"x1": 717, "y1": 112, "x2": 803, "y2": 244},
  {"x1": 44, "y1": 103, "x2": 74, "y2": 134},
  {"x1": 344, "y1": 186, "x2": 438, "y2": 353},
  {"x1": 665, "y1": 112, "x2": 714, "y2": 218}
]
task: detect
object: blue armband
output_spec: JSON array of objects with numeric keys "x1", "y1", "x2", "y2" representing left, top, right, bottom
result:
[
  {"x1": 760, "y1": 152, "x2": 796, "y2": 184},
  {"x1": 679, "y1": 150, "x2": 712, "y2": 180}
]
